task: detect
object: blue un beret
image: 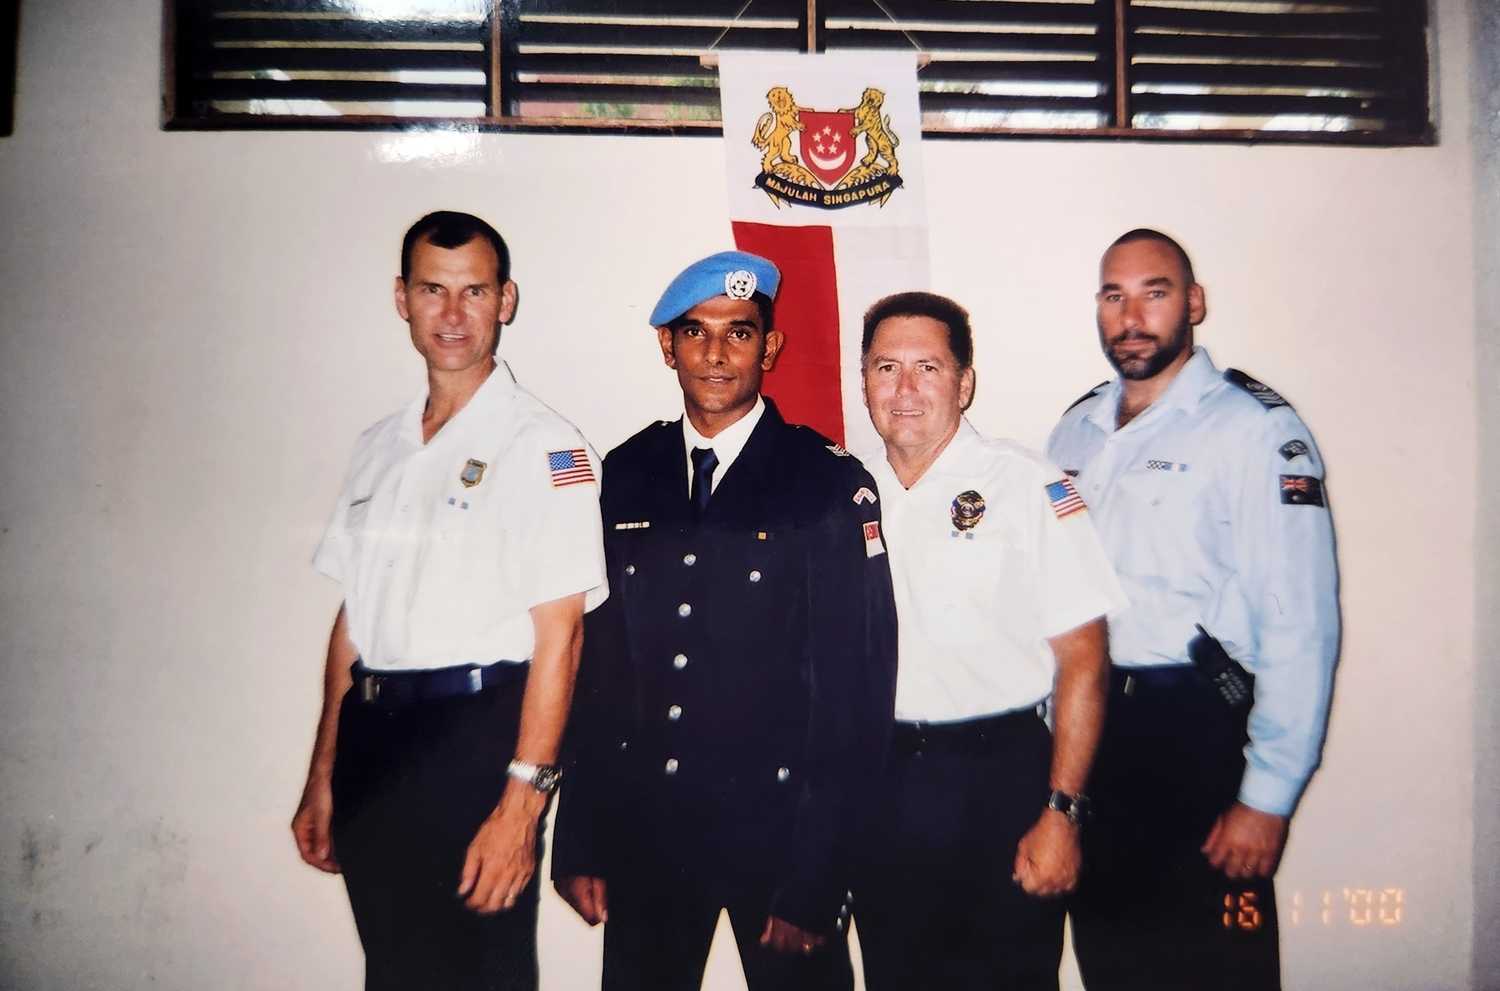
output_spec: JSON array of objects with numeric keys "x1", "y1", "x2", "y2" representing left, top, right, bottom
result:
[{"x1": 648, "y1": 251, "x2": 781, "y2": 327}]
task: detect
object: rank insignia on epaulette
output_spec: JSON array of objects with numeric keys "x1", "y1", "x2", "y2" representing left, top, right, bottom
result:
[
  {"x1": 950, "y1": 490, "x2": 985, "y2": 532},
  {"x1": 1065, "y1": 381, "x2": 1108, "y2": 414},
  {"x1": 1279, "y1": 439, "x2": 1310, "y2": 461},
  {"x1": 1225, "y1": 369, "x2": 1290, "y2": 409},
  {"x1": 853, "y1": 486, "x2": 877, "y2": 506},
  {"x1": 460, "y1": 459, "x2": 487, "y2": 488},
  {"x1": 826, "y1": 443, "x2": 852, "y2": 458}
]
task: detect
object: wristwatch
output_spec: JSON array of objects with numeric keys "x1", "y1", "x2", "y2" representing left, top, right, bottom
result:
[
  {"x1": 507, "y1": 760, "x2": 563, "y2": 795},
  {"x1": 1046, "y1": 789, "x2": 1091, "y2": 826}
]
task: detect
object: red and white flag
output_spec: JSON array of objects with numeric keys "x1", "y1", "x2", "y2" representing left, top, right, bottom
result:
[{"x1": 718, "y1": 52, "x2": 930, "y2": 456}]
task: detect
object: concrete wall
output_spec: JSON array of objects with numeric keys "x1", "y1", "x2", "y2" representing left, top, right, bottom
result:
[{"x1": 0, "y1": 1, "x2": 1485, "y2": 988}]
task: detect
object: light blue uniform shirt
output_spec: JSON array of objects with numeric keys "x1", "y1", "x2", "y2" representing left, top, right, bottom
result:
[{"x1": 1046, "y1": 347, "x2": 1339, "y2": 816}]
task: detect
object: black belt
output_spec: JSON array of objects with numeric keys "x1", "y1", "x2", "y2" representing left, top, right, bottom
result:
[
  {"x1": 891, "y1": 705, "x2": 1045, "y2": 758},
  {"x1": 1111, "y1": 664, "x2": 1201, "y2": 697},
  {"x1": 351, "y1": 660, "x2": 527, "y2": 707}
]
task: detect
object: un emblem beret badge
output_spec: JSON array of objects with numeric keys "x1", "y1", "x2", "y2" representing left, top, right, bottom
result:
[
  {"x1": 951, "y1": 490, "x2": 985, "y2": 532},
  {"x1": 724, "y1": 269, "x2": 758, "y2": 299}
]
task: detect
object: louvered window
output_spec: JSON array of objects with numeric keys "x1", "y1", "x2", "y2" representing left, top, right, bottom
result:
[{"x1": 163, "y1": 0, "x2": 1432, "y2": 144}]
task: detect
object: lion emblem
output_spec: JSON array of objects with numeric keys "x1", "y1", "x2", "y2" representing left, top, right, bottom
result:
[
  {"x1": 846, "y1": 87, "x2": 899, "y2": 175},
  {"x1": 751, "y1": 86, "x2": 804, "y2": 173}
]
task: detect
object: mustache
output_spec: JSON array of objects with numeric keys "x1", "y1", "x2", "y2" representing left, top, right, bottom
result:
[{"x1": 1106, "y1": 330, "x2": 1160, "y2": 346}]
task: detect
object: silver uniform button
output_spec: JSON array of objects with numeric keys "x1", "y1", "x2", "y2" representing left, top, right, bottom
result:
[
  {"x1": 835, "y1": 917, "x2": 846, "y2": 932},
  {"x1": 776, "y1": 766, "x2": 790, "y2": 783},
  {"x1": 683, "y1": 553, "x2": 697, "y2": 566},
  {"x1": 668, "y1": 704, "x2": 683, "y2": 721},
  {"x1": 665, "y1": 758, "x2": 679, "y2": 775},
  {"x1": 749, "y1": 570, "x2": 762, "y2": 583},
  {"x1": 673, "y1": 653, "x2": 688, "y2": 669},
  {"x1": 677, "y1": 603, "x2": 692, "y2": 617},
  {"x1": 625, "y1": 564, "x2": 636, "y2": 575}
]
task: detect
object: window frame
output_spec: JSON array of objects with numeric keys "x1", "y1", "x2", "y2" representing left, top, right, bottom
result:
[{"x1": 161, "y1": 0, "x2": 1435, "y2": 146}]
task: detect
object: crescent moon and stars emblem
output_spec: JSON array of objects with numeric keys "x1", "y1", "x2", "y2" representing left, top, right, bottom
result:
[{"x1": 805, "y1": 125, "x2": 852, "y2": 173}]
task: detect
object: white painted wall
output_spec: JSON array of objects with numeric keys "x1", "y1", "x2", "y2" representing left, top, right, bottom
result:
[{"x1": 0, "y1": 1, "x2": 1484, "y2": 988}]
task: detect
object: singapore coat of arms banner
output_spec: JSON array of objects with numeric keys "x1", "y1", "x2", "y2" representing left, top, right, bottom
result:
[{"x1": 718, "y1": 51, "x2": 931, "y2": 455}]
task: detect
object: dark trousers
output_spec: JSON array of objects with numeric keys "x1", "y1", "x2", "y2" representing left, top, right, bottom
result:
[
  {"x1": 1070, "y1": 668, "x2": 1281, "y2": 991},
  {"x1": 601, "y1": 877, "x2": 854, "y2": 991},
  {"x1": 330, "y1": 665, "x2": 539, "y2": 991},
  {"x1": 856, "y1": 709, "x2": 1064, "y2": 991}
]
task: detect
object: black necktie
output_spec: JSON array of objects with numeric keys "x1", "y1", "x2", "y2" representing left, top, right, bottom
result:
[{"x1": 690, "y1": 446, "x2": 719, "y2": 518}]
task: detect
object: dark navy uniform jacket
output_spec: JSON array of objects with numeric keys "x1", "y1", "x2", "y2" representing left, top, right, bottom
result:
[{"x1": 552, "y1": 400, "x2": 898, "y2": 933}]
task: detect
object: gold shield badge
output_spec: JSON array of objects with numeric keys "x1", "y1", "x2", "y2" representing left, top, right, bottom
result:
[
  {"x1": 951, "y1": 490, "x2": 985, "y2": 532},
  {"x1": 460, "y1": 459, "x2": 487, "y2": 488}
]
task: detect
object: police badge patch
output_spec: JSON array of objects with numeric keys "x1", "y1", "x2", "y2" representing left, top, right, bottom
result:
[
  {"x1": 460, "y1": 459, "x2": 487, "y2": 488},
  {"x1": 950, "y1": 490, "x2": 985, "y2": 532}
]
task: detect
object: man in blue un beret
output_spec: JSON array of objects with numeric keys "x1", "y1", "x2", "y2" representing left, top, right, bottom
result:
[{"x1": 553, "y1": 251, "x2": 898, "y2": 990}]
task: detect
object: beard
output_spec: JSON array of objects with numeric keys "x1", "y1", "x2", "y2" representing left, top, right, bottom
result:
[{"x1": 1101, "y1": 310, "x2": 1192, "y2": 381}]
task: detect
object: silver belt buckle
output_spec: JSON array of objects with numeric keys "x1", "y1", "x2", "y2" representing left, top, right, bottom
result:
[{"x1": 361, "y1": 674, "x2": 382, "y2": 703}]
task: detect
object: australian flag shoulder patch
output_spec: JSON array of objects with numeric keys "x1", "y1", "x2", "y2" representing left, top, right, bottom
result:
[{"x1": 1279, "y1": 474, "x2": 1325, "y2": 506}]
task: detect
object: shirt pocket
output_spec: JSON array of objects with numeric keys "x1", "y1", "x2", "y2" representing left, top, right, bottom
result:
[
  {"x1": 346, "y1": 496, "x2": 373, "y2": 532},
  {"x1": 343, "y1": 496, "x2": 374, "y2": 559},
  {"x1": 911, "y1": 524, "x2": 1023, "y2": 645},
  {"x1": 1114, "y1": 457, "x2": 1212, "y2": 516}
]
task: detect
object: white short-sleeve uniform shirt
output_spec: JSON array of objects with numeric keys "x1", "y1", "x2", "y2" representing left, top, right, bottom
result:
[
  {"x1": 867, "y1": 420, "x2": 1127, "y2": 723},
  {"x1": 314, "y1": 362, "x2": 607, "y2": 671}
]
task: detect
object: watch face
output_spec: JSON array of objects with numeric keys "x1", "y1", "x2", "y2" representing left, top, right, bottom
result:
[{"x1": 534, "y1": 766, "x2": 562, "y2": 794}]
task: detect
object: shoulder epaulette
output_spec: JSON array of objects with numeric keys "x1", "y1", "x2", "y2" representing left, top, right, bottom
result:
[
  {"x1": 1064, "y1": 381, "x2": 1108, "y2": 415},
  {"x1": 1223, "y1": 369, "x2": 1291, "y2": 410}
]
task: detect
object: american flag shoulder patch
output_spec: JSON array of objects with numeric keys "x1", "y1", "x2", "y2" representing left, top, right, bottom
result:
[
  {"x1": 547, "y1": 448, "x2": 595, "y2": 488},
  {"x1": 1046, "y1": 478, "x2": 1087, "y2": 519}
]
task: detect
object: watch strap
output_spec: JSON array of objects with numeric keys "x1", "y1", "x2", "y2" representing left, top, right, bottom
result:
[
  {"x1": 507, "y1": 759, "x2": 562, "y2": 793},
  {"x1": 1047, "y1": 788, "x2": 1090, "y2": 825}
]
